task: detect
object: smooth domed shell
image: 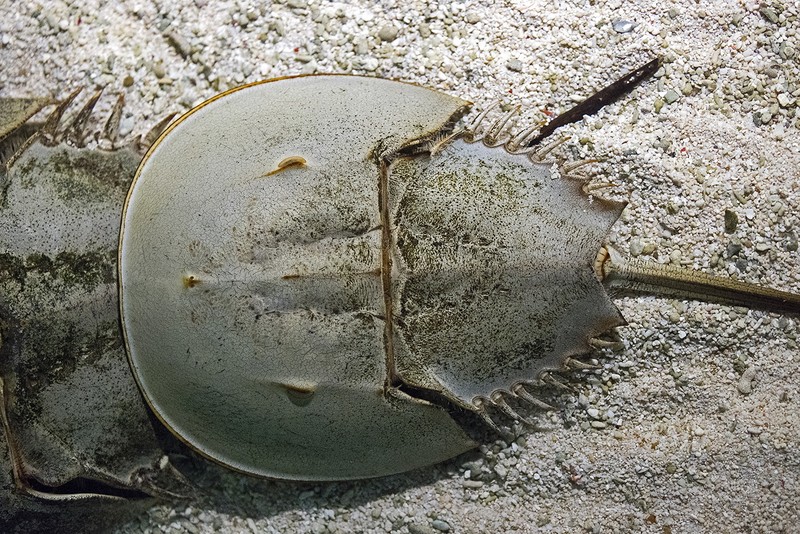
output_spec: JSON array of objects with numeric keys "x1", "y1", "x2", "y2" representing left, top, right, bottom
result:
[{"x1": 118, "y1": 76, "x2": 476, "y2": 480}]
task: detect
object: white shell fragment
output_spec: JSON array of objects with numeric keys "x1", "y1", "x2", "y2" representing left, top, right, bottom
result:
[{"x1": 119, "y1": 75, "x2": 624, "y2": 480}]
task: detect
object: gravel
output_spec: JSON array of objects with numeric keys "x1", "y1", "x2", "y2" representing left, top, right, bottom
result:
[{"x1": 2, "y1": 0, "x2": 799, "y2": 533}]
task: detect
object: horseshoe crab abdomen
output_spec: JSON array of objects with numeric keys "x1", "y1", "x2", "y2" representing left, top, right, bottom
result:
[{"x1": 388, "y1": 140, "x2": 626, "y2": 407}]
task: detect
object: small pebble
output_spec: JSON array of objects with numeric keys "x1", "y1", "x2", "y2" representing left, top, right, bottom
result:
[
  {"x1": 663, "y1": 89, "x2": 680, "y2": 104},
  {"x1": 726, "y1": 241, "x2": 743, "y2": 258},
  {"x1": 724, "y1": 209, "x2": 738, "y2": 233},
  {"x1": 431, "y1": 519, "x2": 451, "y2": 532},
  {"x1": 378, "y1": 24, "x2": 399, "y2": 42},
  {"x1": 629, "y1": 238, "x2": 645, "y2": 257},
  {"x1": 408, "y1": 524, "x2": 437, "y2": 534},
  {"x1": 362, "y1": 57, "x2": 379, "y2": 71},
  {"x1": 165, "y1": 31, "x2": 192, "y2": 58},
  {"x1": 612, "y1": 19, "x2": 636, "y2": 33},
  {"x1": 737, "y1": 366, "x2": 756, "y2": 394},
  {"x1": 642, "y1": 243, "x2": 657, "y2": 255},
  {"x1": 506, "y1": 58, "x2": 523, "y2": 72},
  {"x1": 759, "y1": 7, "x2": 779, "y2": 24},
  {"x1": 152, "y1": 63, "x2": 166, "y2": 78},
  {"x1": 777, "y1": 93, "x2": 794, "y2": 108},
  {"x1": 119, "y1": 116, "x2": 134, "y2": 137},
  {"x1": 494, "y1": 463, "x2": 508, "y2": 479}
]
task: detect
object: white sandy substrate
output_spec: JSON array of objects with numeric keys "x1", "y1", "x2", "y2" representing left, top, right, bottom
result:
[{"x1": 2, "y1": 0, "x2": 799, "y2": 533}]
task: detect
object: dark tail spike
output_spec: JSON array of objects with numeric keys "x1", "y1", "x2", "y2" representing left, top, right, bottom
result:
[
  {"x1": 102, "y1": 93, "x2": 125, "y2": 147},
  {"x1": 139, "y1": 112, "x2": 178, "y2": 152},
  {"x1": 66, "y1": 88, "x2": 104, "y2": 147},
  {"x1": 41, "y1": 88, "x2": 83, "y2": 145},
  {"x1": 524, "y1": 56, "x2": 661, "y2": 148}
]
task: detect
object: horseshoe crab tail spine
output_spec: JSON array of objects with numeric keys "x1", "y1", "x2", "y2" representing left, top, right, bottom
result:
[{"x1": 598, "y1": 247, "x2": 800, "y2": 314}]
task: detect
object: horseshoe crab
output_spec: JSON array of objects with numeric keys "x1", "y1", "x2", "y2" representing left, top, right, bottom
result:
[
  {"x1": 1, "y1": 70, "x2": 798, "y2": 531},
  {"x1": 0, "y1": 93, "x2": 191, "y2": 533}
]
